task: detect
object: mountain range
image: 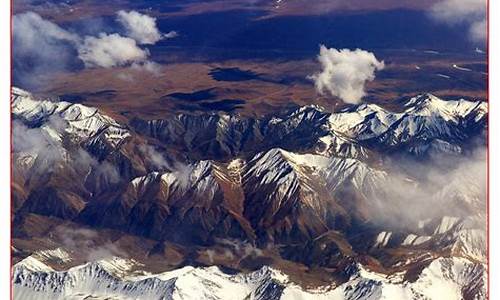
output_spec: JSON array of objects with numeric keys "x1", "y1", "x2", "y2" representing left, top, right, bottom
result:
[{"x1": 11, "y1": 87, "x2": 487, "y2": 299}]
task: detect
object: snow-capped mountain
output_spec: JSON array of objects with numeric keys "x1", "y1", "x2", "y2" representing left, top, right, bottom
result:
[
  {"x1": 11, "y1": 88, "x2": 487, "y2": 299},
  {"x1": 13, "y1": 254, "x2": 485, "y2": 300},
  {"x1": 131, "y1": 94, "x2": 486, "y2": 161},
  {"x1": 12, "y1": 87, "x2": 130, "y2": 150}
]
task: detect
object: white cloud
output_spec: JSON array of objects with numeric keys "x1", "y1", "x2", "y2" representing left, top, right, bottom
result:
[
  {"x1": 116, "y1": 72, "x2": 135, "y2": 82},
  {"x1": 12, "y1": 119, "x2": 66, "y2": 164},
  {"x1": 139, "y1": 144, "x2": 170, "y2": 169},
  {"x1": 131, "y1": 61, "x2": 162, "y2": 75},
  {"x1": 13, "y1": 12, "x2": 81, "y2": 88},
  {"x1": 13, "y1": 12, "x2": 79, "y2": 47},
  {"x1": 430, "y1": 0, "x2": 486, "y2": 43},
  {"x1": 13, "y1": 11, "x2": 170, "y2": 84},
  {"x1": 164, "y1": 31, "x2": 179, "y2": 39},
  {"x1": 468, "y1": 19, "x2": 487, "y2": 43},
  {"x1": 372, "y1": 147, "x2": 486, "y2": 228},
  {"x1": 56, "y1": 227, "x2": 128, "y2": 262},
  {"x1": 309, "y1": 45, "x2": 384, "y2": 104},
  {"x1": 13, "y1": 116, "x2": 121, "y2": 191},
  {"x1": 117, "y1": 10, "x2": 163, "y2": 45},
  {"x1": 78, "y1": 33, "x2": 149, "y2": 68}
]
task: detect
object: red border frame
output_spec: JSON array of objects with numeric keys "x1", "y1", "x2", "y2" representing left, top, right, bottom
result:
[
  {"x1": 10, "y1": 0, "x2": 13, "y2": 298},
  {"x1": 7, "y1": 1, "x2": 491, "y2": 299},
  {"x1": 486, "y1": 0, "x2": 490, "y2": 298}
]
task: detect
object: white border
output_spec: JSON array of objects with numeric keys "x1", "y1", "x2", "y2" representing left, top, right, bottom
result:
[
  {"x1": 488, "y1": 0, "x2": 499, "y2": 299},
  {"x1": 0, "y1": 0, "x2": 11, "y2": 298}
]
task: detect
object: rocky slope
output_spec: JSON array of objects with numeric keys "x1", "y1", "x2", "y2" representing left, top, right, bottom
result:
[
  {"x1": 13, "y1": 254, "x2": 485, "y2": 300},
  {"x1": 11, "y1": 87, "x2": 488, "y2": 299}
]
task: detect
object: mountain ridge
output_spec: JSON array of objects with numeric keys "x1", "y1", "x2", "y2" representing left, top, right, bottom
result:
[{"x1": 11, "y1": 87, "x2": 487, "y2": 299}]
